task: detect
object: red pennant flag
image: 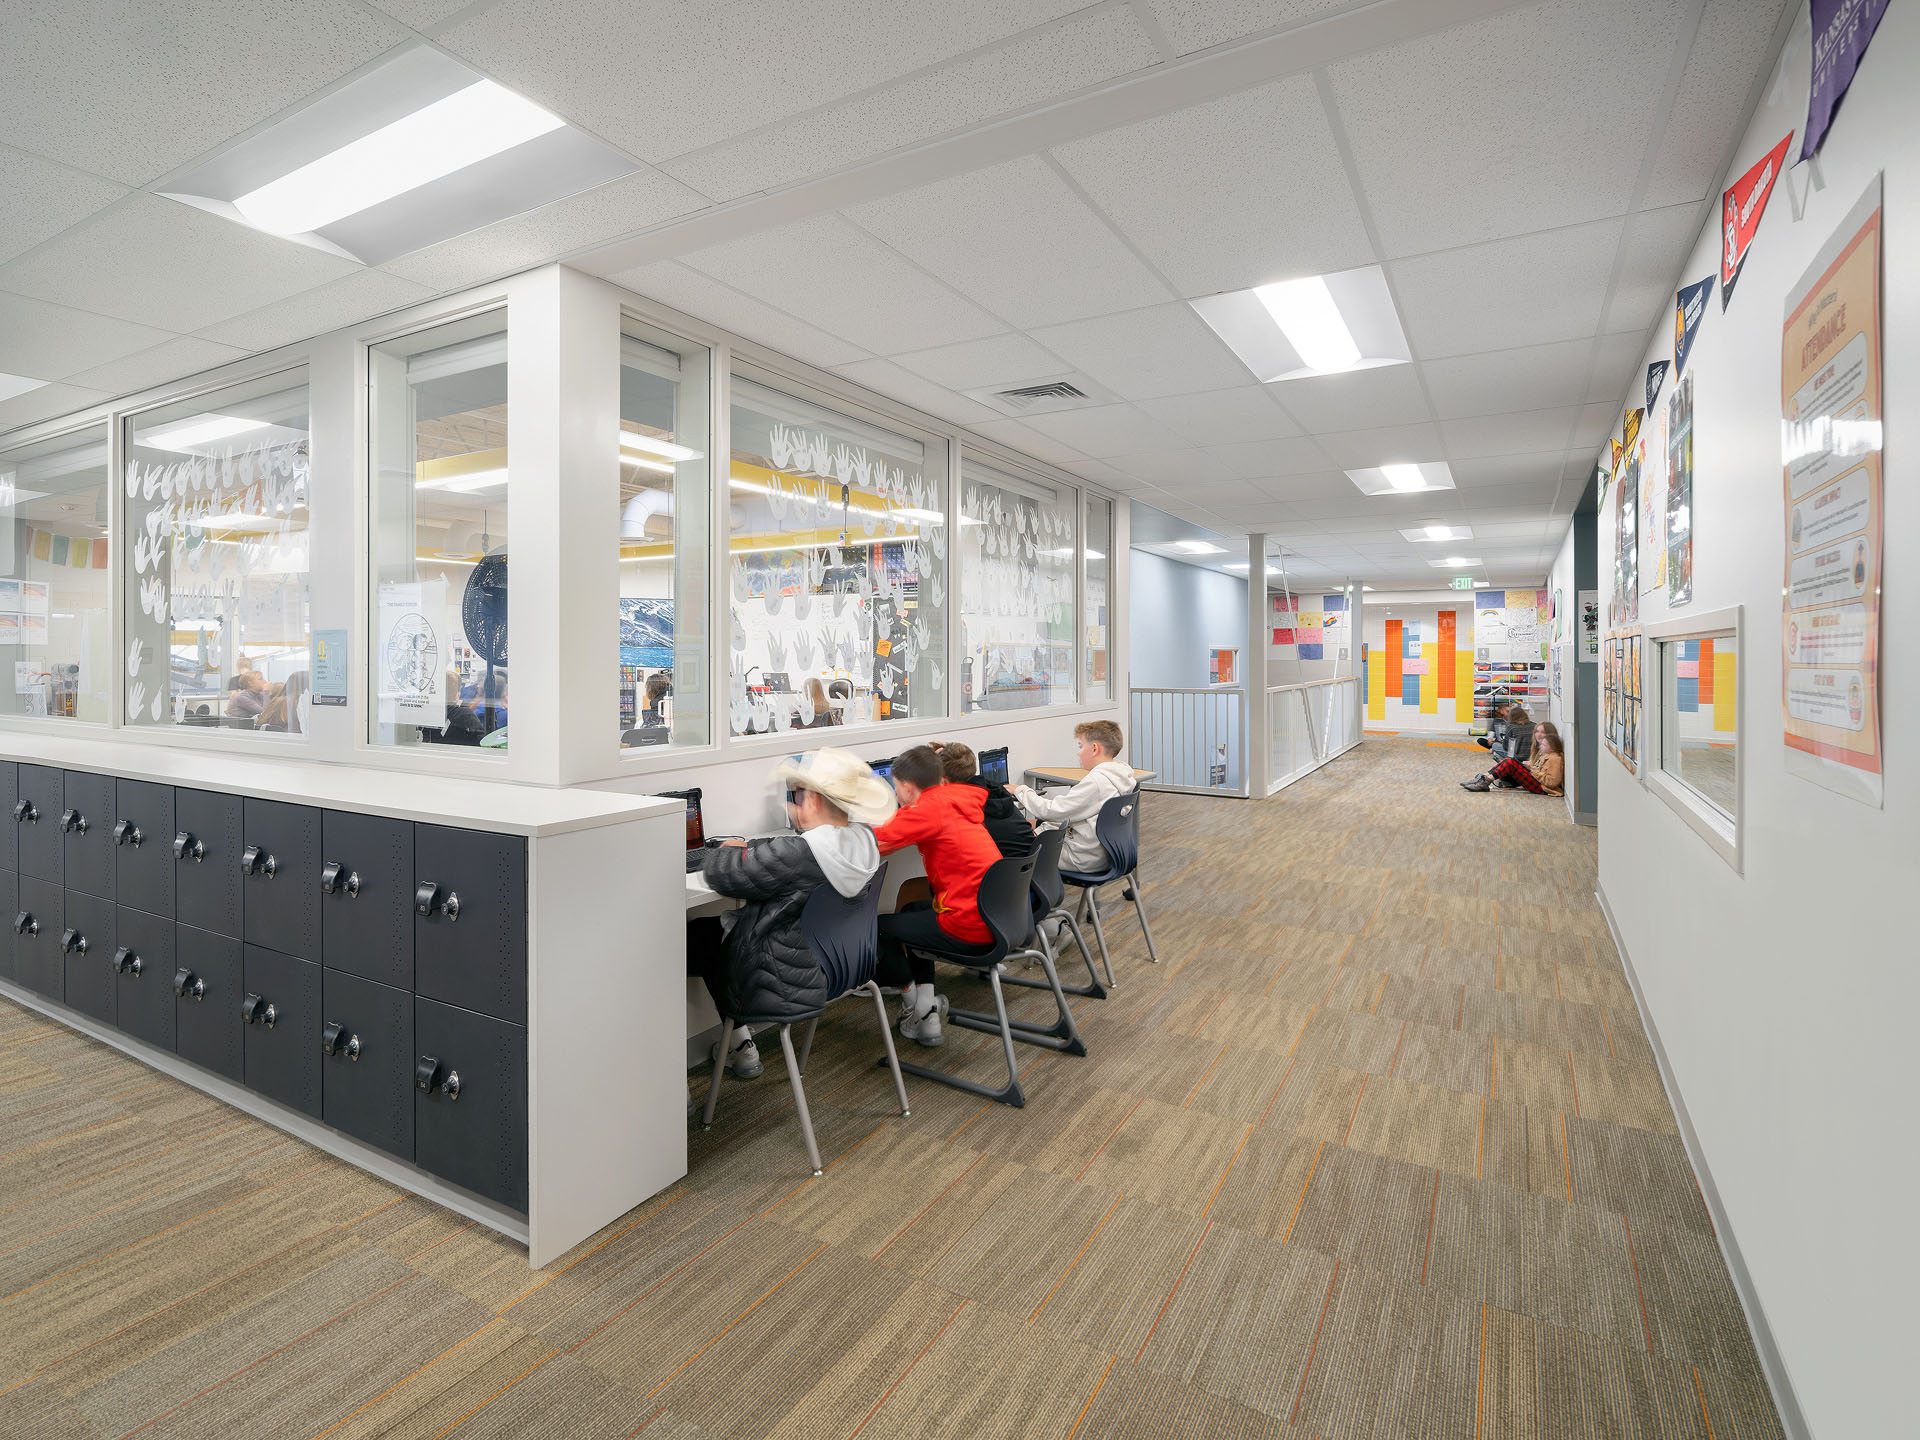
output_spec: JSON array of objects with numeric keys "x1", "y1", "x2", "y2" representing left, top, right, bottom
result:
[{"x1": 1721, "y1": 133, "x2": 1793, "y2": 311}]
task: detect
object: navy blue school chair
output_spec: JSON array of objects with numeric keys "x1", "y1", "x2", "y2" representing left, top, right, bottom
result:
[
  {"x1": 1000, "y1": 826, "x2": 1109, "y2": 1000},
  {"x1": 1059, "y1": 793, "x2": 1160, "y2": 976}
]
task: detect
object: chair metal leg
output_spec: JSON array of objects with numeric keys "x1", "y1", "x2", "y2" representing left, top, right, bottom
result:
[
  {"x1": 797, "y1": 1016, "x2": 820, "y2": 1074},
  {"x1": 777, "y1": 1025, "x2": 823, "y2": 1176},
  {"x1": 700, "y1": 1018, "x2": 732, "y2": 1129},
  {"x1": 1082, "y1": 886, "x2": 1115, "y2": 982},
  {"x1": 1001, "y1": 908, "x2": 1106, "y2": 999},
  {"x1": 1128, "y1": 870, "x2": 1161, "y2": 964},
  {"x1": 887, "y1": 967, "x2": 1025, "y2": 1107},
  {"x1": 865, "y1": 981, "x2": 911, "y2": 1117},
  {"x1": 950, "y1": 935, "x2": 1087, "y2": 1057},
  {"x1": 1062, "y1": 909, "x2": 1112, "y2": 991}
]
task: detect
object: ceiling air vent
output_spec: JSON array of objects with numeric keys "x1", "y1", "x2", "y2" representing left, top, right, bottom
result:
[{"x1": 964, "y1": 371, "x2": 1117, "y2": 417}]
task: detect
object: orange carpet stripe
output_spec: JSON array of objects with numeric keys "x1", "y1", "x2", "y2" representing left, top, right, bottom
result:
[
  {"x1": 1199, "y1": 1124, "x2": 1254, "y2": 1221},
  {"x1": 1283, "y1": 1142, "x2": 1325, "y2": 1244},
  {"x1": 1133, "y1": 1219, "x2": 1211, "y2": 1363},
  {"x1": 1182, "y1": 1044, "x2": 1231, "y2": 1108},
  {"x1": 430, "y1": 1347, "x2": 556, "y2": 1440},
  {"x1": 646, "y1": 1243, "x2": 827, "y2": 1400},
  {"x1": 1030, "y1": 1198, "x2": 1123, "y2": 1322},
  {"x1": 1624, "y1": 1218, "x2": 1654, "y2": 1353},
  {"x1": 1692, "y1": 1366, "x2": 1716, "y2": 1439},
  {"x1": 850, "y1": 1298, "x2": 970, "y2": 1440},
  {"x1": 1065, "y1": 1355, "x2": 1116, "y2": 1440},
  {"x1": 874, "y1": 1154, "x2": 986, "y2": 1260},
  {"x1": 1075, "y1": 1098, "x2": 1146, "y2": 1182},
  {"x1": 1289, "y1": 1260, "x2": 1340, "y2": 1425}
]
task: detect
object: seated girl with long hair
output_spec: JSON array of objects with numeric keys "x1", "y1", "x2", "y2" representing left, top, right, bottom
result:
[{"x1": 1462, "y1": 721, "x2": 1563, "y2": 794}]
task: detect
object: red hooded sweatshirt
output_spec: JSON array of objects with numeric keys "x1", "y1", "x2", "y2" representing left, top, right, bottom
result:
[{"x1": 872, "y1": 782, "x2": 1001, "y2": 943}]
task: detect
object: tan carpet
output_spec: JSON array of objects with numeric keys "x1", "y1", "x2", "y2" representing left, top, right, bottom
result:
[{"x1": 0, "y1": 738, "x2": 1783, "y2": 1438}]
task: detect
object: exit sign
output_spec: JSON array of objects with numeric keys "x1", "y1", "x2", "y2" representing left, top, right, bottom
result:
[{"x1": 1450, "y1": 576, "x2": 1474, "y2": 590}]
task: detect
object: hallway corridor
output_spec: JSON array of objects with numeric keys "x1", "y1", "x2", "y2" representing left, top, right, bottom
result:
[{"x1": 0, "y1": 738, "x2": 1781, "y2": 1439}]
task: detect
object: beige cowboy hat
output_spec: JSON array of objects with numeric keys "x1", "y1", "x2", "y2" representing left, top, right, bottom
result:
[{"x1": 769, "y1": 747, "x2": 897, "y2": 827}]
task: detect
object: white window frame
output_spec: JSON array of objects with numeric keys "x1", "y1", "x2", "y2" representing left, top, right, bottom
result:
[{"x1": 1644, "y1": 604, "x2": 1742, "y2": 873}]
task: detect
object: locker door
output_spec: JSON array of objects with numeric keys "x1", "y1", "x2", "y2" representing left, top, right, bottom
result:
[
  {"x1": 413, "y1": 826, "x2": 526, "y2": 1025},
  {"x1": 0, "y1": 870, "x2": 13, "y2": 983},
  {"x1": 16, "y1": 765, "x2": 62, "y2": 883},
  {"x1": 114, "y1": 780, "x2": 176, "y2": 917},
  {"x1": 114, "y1": 905, "x2": 176, "y2": 1051},
  {"x1": 174, "y1": 790, "x2": 243, "y2": 939},
  {"x1": 13, "y1": 877, "x2": 63, "y2": 999},
  {"x1": 413, "y1": 996, "x2": 527, "y2": 1212},
  {"x1": 0, "y1": 761, "x2": 17, "y2": 871},
  {"x1": 320, "y1": 969, "x2": 413, "y2": 1160},
  {"x1": 62, "y1": 770, "x2": 116, "y2": 900},
  {"x1": 241, "y1": 946, "x2": 321, "y2": 1117},
  {"x1": 61, "y1": 889, "x2": 116, "y2": 1024},
  {"x1": 174, "y1": 923, "x2": 244, "y2": 1083},
  {"x1": 241, "y1": 800, "x2": 321, "y2": 961},
  {"x1": 319, "y1": 812, "x2": 412, "y2": 990}
]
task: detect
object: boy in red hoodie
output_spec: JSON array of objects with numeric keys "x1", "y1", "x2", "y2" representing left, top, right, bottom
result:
[{"x1": 871, "y1": 744, "x2": 1002, "y2": 1048}]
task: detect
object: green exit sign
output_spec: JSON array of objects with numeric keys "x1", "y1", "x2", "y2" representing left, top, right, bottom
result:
[{"x1": 1450, "y1": 576, "x2": 1474, "y2": 590}]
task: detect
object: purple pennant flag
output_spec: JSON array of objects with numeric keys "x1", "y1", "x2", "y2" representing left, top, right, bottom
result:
[{"x1": 1804, "y1": 0, "x2": 1888, "y2": 161}]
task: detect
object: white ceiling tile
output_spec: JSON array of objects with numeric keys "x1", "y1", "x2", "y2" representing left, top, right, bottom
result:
[
  {"x1": 1019, "y1": 404, "x2": 1181, "y2": 459},
  {"x1": 0, "y1": 291, "x2": 176, "y2": 383},
  {"x1": 829, "y1": 358, "x2": 1002, "y2": 427},
  {"x1": 664, "y1": 9, "x2": 1160, "y2": 201},
  {"x1": 0, "y1": 1, "x2": 404, "y2": 186},
  {"x1": 1136, "y1": 387, "x2": 1300, "y2": 445},
  {"x1": 1314, "y1": 421, "x2": 1444, "y2": 468},
  {"x1": 1264, "y1": 472, "x2": 1387, "y2": 503},
  {"x1": 1052, "y1": 75, "x2": 1374, "y2": 297},
  {"x1": 63, "y1": 337, "x2": 251, "y2": 399},
  {"x1": 1449, "y1": 452, "x2": 1565, "y2": 489},
  {"x1": 1328, "y1": 0, "x2": 1685, "y2": 257},
  {"x1": 1181, "y1": 480, "x2": 1281, "y2": 507},
  {"x1": 1420, "y1": 339, "x2": 1595, "y2": 420},
  {"x1": 1142, "y1": 0, "x2": 1353, "y2": 55},
  {"x1": 1440, "y1": 407, "x2": 1578, "y2": 459},
  {"x1": 1389, "y1": 218, "x2": 1624, "y2": 360},
  {"x1": 198, "y1": 270, "x2": 436, "y2": 353},
  {"x1": 846, "y1": 156, "x2": 1172, "y2": 328},
  {"x1": 679, "y1": 214, "x2": 1003, "y2": 353},
  {"x1": 1571, "y1": 400, "x2": 1618, "y2": 449},
  {"x1": 1214, "y1": 504, "x2": 1300, "y2": 526},
  {"x1": 1109, "y1": 434, "x2": 1332, "y2": 483},
  {"x1": 0, "y1": 194, "x2": 358, "y2": 335},
  {"x1": 0, "y1": 382, "x2": 112, "y2": 438},
  {"x1": 1601, "y1": 202, "x2": 1709, "y2": 333},
  {"x1": 891, "y1": 333, "x2": 1065, "y2": 391},
  {"x1": 964, "y1": 416, "x2": 1090, "y2": 469},
  {"x1": 383, "y1": 170, "x2": 708, "y2": 291},
  {"x1": 602, "y1": 259, "x2": 868, "y2": 369},
  {"x1": 1028, "y1": 303, "x2": 1250, "y2": 401},
  {"x1": 1271, "y1": 364, "x2": 1431, "y2": 433},
  {"x1": 1587, "y1": 330, "x2": 1654, "y2": 405},
  {"x1": 441, "y1": 0, "x2": 1089, "y2": 164},
  {"x1": 363, "y1": 0, "x2": 473, "y2": 28},
  {"x1": 1641, "y1": 0, "x2": 1795, "y2": 208},
  {"x1": 1057, "y1": 457, "x2": 1134, "y2": 489},
  {"x1": 0, "y1": 147, "x2": 128, "y2": 268}
]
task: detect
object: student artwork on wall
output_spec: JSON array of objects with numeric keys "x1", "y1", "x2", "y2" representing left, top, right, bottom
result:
[
  {"x1": 1602, "y1": 631, "x2": 1641, "y2": 775},
  {"x1": 1580, "y1": 591, "x2": 1600, "y2": 660},
  {"x1": 1611, "y1": 448, "x2": 1638, "y2": 628},
  {"x1": 1639, "y1": 420, "x2": 1666, "y2": 596},
  {"x1": 1666, "y1": 371, "x2": 1695, "y2": 604},
  {"x1": 1781, "y1": 175, "x2": 1884, "y2": 807}
]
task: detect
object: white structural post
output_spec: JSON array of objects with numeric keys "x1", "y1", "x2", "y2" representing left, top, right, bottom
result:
[{"x1": 1245, "y1": 532, "x2": 1269, "y2": 797}]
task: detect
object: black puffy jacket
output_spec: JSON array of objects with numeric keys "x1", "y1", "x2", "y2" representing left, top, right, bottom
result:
[
  {"x1": 966, "y1": 778, "x2": 1036, "y2": 857},
  {"x1": 700, "y1": 833, "x2": 867, "y2": 1023}
]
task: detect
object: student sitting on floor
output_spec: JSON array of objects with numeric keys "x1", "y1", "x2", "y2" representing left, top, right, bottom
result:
[
  {"x1": 1463, "y1": 721, "x2": 1564, "y2": 794},
  {"x1": 934, "y1": 740, "x2": 1036, "y2": 856},
  {"x1": 870, "y1": 745, "x2": 1003, "y2": 1049},
  {"x1": 1476, "y1": 700, "x2": 1524, "y2": 760},
  {"x1": 1009, "y1": 719, "x2": 1135, "y2": 875},
  {"x1": 688, "y1": 749, "x2": 895, "y2": 1080}
]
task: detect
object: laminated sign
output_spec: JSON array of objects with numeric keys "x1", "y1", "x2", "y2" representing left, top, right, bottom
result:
[{"x1": 1721, "y1": 133, "x2": 1793, "y2": 312}]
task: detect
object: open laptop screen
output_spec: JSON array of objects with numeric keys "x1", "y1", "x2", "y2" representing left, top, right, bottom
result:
[
  {"x1": 978, "y1": 747, "x2": 1010, "y2": 786},
  {"x1": 658, "y1": 789, "x2": 704, "y2": 849}
]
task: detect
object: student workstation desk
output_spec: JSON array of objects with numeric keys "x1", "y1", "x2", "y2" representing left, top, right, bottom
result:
[
  {"x1": 0, "y1": 733, "x2": 686, "y2": 1267},
  {"x1": 1022, "y1": 766, "x2": 1157, "y2": 788}
]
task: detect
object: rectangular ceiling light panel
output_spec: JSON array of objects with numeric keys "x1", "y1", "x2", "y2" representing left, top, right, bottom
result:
[
  {"x1": 1345, "y1": 462, "x2": 1455, "y2": 496},
  {"x1": 159, "y1": 46, "x2": 637, "y2": 266},
  {"x1": 1192, "y1": 264, "x2": 1412, "y2": 384},
  {"x1": 1399, "y1": 523, "x2": 1473, "y2": 541}
]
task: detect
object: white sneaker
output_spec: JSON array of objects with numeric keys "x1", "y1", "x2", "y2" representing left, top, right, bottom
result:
[
  {"x1": 712, "y1": 1030, "x2": 762, "y2": 1079},
  {"x1": 898, "y1": 994, "x2": 948, "y2": 1048}
]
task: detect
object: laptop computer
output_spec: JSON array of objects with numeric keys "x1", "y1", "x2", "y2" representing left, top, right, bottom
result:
[
  {"x1": 869, "y1": 756, "x2": 894, "y2": 786},
  {"x1": 658, "y1": 788, "x2": 717, "y2": 871},
  {"x1": 977, "y1": 746, "x2": 1010, "y2": 786}
]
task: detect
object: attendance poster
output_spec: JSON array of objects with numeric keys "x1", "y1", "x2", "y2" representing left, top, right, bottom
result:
[{"x1": 1780, "y1": 175, "x2": 1884, "y2": 807}]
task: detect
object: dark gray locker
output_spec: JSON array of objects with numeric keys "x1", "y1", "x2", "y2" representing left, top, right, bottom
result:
[
  {"x1": 321, "y1": 970, "x2": 413, "y2": 1160},
  {"x1": 61, "y1": 770, "x2": 115, "y2": 900},
  {"x1": 114, "y1": 905, "x2": 175, "y2": 1050},
  {"x1": 0, "y1": 761, "x2": 17, "y2": 871},
  {"x1": 174, "y1": 789, "x2": 242, "y2": 939},
  {"x1": 414, "y1": 826, "x2": 526, "y2": 1026},
  {"x1": 0, "y1": 869, "x2": 12, "y2": 982},
  {"x1": 320, "y1": 812, "x2": 412, "y2": 990},
  {"x1": 61, "y1": 889, "x2": 115, "y2": 1024},
  {"x1": 14, "y1": 876, "x2": 63, "y2": 999},
  {"x1": 413, "y1": 996, "x2": 527, "y2": 1212},
  {"x1": 16, "y1": 765, "x2": 62, "y2": 883},
  {"x1": 241, "y1": 800, "x2": 321, "y2": 962},
  {"x1": 114, "y1": 780, "x2": 176, "y2": 917},
  {"x1": 242, "y1": 946, "x2": 321, "y2": 1118},
  {"x1": 174, "y1": 923, "x2": 243, "y2": 1083}
]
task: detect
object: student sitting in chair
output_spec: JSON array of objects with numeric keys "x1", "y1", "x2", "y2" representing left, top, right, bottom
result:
[
  {"x1": 688, "y1": 749, "x2": 895, "y2": 1080},
  {"x1": 933, "y1": 740, "x2": 1035, "y2": 856},
  {"x1": 1009, "y1": 720, "x2": 1135, "y2": 875},
  {"x1": 870, "y1": 745, "x2": 1003, "y2": 1049}
]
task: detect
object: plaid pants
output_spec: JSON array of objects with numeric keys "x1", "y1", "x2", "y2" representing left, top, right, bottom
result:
[{"x1": 1488, "y1": 758, "x2": 1548, "y2": 793}]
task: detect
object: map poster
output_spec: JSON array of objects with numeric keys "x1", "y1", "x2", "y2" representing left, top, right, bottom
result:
[
  {"x1": 376, "y1": 578, "x2": 447, "y2": 730},
  {"x1": 1781, "y1": 175, "x2": 1884, "y2": 806},
  {"x1": 1667, "y1": 371, "x2": 1695, "y2": 604}
]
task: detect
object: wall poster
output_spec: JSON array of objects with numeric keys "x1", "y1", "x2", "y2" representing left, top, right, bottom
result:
[
  {"x1": 1611, "y1": 446, "x2": 1638, "y2": 627},
  {"x1": 1639, "y1": 419, "x2": 1666, "y2": 596},
  {"x1": 1602, "y1": 631, "x2": 1641, "y2": 775},
  {"x1": 1666, "y1": 371, "x2": 1695, "y2": 604},
  {"x1": 1579, "y1": 590, "x2": 1600, "y2": 660},
  {"x1": 376, "y1": 578, "x2": 448, "y2": 730},
  {"x1": 1781, "y1": 175, "x2": 1884, "y2": 806}
]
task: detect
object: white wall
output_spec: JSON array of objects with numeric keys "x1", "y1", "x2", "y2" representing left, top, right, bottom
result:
[{"x1": 1592, "y1": 8, "x2": 1914, "y2": 1435}]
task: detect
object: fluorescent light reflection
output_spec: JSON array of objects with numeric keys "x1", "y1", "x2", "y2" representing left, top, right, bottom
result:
[
  {"x1": 141, "y1": 416, "x2": 268, "y2": 452},
  {"x1": 1256, "y1": 276, "x2": 1360, "y2": 373},
  {"x1": 620, "y1": 431, "x2": 702, "y2": 462},
  {"x1": 1383, "y1": 464, "x2": 1427, "y2": 492},
  {"x1": 416, "y1": 468, "x2": 507, "y2": 493}
]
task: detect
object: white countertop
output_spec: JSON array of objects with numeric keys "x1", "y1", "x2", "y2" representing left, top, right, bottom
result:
[{"x1": 0, "y1": 729, "x2": 678, "y2": 838}]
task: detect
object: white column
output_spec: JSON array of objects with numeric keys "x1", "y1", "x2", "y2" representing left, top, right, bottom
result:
[{"x1": 1245, "y1": 532, "x2": 1269, "y2": 797}]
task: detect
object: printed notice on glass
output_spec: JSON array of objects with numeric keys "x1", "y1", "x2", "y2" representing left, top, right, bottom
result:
[
  {"x1": 376, "y1": 579, "x2": 447, "y2": 730},
  {"x1": 1781, "y1": 175, "x2": 1883, "y2": 806}
]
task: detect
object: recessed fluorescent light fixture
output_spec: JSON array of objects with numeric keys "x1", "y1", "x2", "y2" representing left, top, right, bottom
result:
[
  {"x1": 1430, "y1": 557, "x2": 1482, "y2": 568},
  {"x1": 620, "y1": 432, "x2": 702, "y2": 462},
  {"x1": 1191, "y1": 264, "x2": 1411, "y2": 384},
  {"x1": 1362, "y1": 585, "x2": 1375, "y2": 591},
  {"x1": 1345, "y1": 462, "x2": 1455, "y2": 497},
  {"x1": 1399, "y1": 524, "x2": 1474, "y2": 542},
  {"x1": 1474, "y1": 580, "x2": 1491, "y2": 587},
  {"x1": 626, "y1": 456, "x2": 676, "y2": 475},
  {"x1": 158, "y1": 47, "x2": 639, "y2": 265},
  {"x1": 140, "y1": 415, "x2": 269, "y2": 452},
  {"x1": 417, "y1": 469, "x2": 508, "y2": 494},
  {"x1": 1171, "y1": 540, "x2": 1225, "y2": 555}
]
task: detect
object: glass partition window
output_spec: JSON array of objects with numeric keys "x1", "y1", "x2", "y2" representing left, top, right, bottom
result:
[
  {"x1": 0, "y1": 424, "x2": 111, "y2": 721},
  {"x1": 1085, "y1": 493, "x2": 1111, "y2": 703},
  {"x1": 727, "y1": 378, "x2": 946, "y2": 735},
  {"x1": 1660, "y1": 634, "x2": 1737, "y2": 817},
  {"x1": 124, "y1": 375, "x2": 310, "y2": 733},
  {"x1": 369, "y1": 312, "x2": 509, "y2": 750},
  {"x1": 619, "y1": 322, "x2": 709, "y2": 750},
  {"x1": 959, "y1": 461, "x2": 1075, "y2": 712}
]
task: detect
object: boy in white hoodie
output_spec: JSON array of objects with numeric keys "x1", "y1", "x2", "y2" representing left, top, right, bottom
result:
[{"x1": 1010, "y1": 720, "x2": 1135, "y2": 875}]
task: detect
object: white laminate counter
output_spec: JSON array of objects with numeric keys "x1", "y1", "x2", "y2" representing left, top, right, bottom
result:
[{"x1": 0, "y1": 728, "x2": 677, "y2": 837}]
